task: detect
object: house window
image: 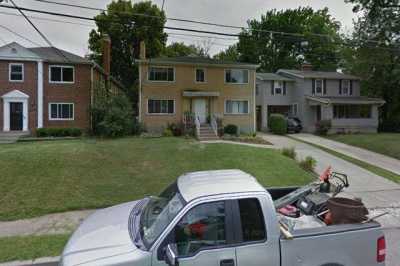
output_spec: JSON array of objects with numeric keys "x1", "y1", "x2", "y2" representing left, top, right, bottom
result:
[
  {"x1": 274, "y1": 81, "x2": 283, "y2": 94},
  {"x1": 341, "y1": 80, "x2": 351, "y2": 95},
  {"x1": 195, "y1": 68, "x2": 206, "y2": 83},
  {"x1": 147, "y1": 99, "x2": 174, "y2": 114},
  {"x1": 225, "y1": 69, "x2": 249, "y2": 84},
  {"x1": 49, "y1": 66, "x2": 74, "y2": 83},
  {"x1": 333, "y1": 105, "x2": 372, "y2": 119},
  {"x1": 148, "y1": 67, "x2": 174, "y2": 82},
  {"x1": 256, "y1": 84, "x2": 259, "y2": 95},
  {"x1": 315, "y1": 79, "x2": 323, "y2": 95},
  {"x1": 9, "y1": 63, "x2": 24, "y2": 82},
  {"x1": 49, "y1": 103, "x2": 74, "y2": 120},
  {"x1": 225, "y1": 100, "x2": 249, "y2": 114}
]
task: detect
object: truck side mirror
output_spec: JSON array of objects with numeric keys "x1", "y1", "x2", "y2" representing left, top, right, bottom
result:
[{"x1": 164, "y1": 243, "x2": 179, "y2": 266}]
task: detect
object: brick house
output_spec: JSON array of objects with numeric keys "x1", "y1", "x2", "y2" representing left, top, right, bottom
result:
[
  {"x1": 0, "y1": 41, "x2": 122, "y2": 135},
  {"x1": 138, "y1": 43, "x2": 258, "y2": 139}
]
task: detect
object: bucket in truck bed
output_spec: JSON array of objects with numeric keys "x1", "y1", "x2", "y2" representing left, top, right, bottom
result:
[{"x1": 327, "y1": 197, "x2": 368, "y2": 224}]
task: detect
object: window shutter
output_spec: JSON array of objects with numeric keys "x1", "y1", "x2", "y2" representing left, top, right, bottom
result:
[
  {"x1": 271, "y1": 80, "x2": 274, "y2": 95},
  {"x1": 350, "y1": 80, "x2": 353, "y2": 95},
  {"x1": 312, "y1": 79, "x2": 316, "y2": 95},
  {"x1": 339, "y1": 80, "x2": 342, "y2": 95},
  {"x1": 323, "y1": 79, "x2": 327, "y2": 95},
  {"x1": 283, "y1": 81, "x2": 287, "y2": 95}
]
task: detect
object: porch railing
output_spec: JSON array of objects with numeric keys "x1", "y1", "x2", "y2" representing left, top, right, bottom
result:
[
  {"x1": 195, "y1": 116, "x2": 201, "y2": 139},
  {"x1": 211, "y1": 114, "x2": 218, "y2": 137}
]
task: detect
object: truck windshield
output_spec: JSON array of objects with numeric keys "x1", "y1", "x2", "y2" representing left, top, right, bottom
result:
[{"x1": 140, "y1": 182, "x2": 185, "y2": 248}]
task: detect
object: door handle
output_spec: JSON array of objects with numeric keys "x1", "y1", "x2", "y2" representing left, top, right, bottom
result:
[{"x1": 220, "y1": 259, "x2": 235, "y2": 266}]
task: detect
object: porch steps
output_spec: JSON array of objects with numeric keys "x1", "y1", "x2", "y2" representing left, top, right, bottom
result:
[
  {"x1": 0, "y1": 131, "x2": 30, "y2": 144},
  {"x1": 198, "y1": 124, "x2": 219, "y2": 141}
]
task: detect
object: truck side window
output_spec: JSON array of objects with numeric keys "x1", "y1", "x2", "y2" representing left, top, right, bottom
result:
[
  {"x1": 238, "y1": 198, "x2": 266, "y2": 242},
  {"x1": 173, "y1": 201, "x2": 226, "y2": 256}
]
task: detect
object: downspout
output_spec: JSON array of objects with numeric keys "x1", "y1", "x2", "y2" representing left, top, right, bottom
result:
[
  {"x1": 253, "y1": 70, "x2": 256, "y2": 133},
  {"x1": 90, "y1": 65, "x2": 94, "y2": 132},
  {"x1": 37, "y1": 60, "x2": 44, "y2": 129},
  {"x1": 138, "y1": 63, "x2": 142, "y2": 123}
]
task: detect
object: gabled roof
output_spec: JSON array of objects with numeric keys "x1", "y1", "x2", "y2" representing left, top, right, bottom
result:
[
  {"x1": 138, "y1": 56, "x2": 259, "y2": 69},
  {"x1": 27, "y1": 47, "x2": 90, "y2": 64},
  {"x1": 278, "y1": 69, "x2": 360, "y2": 80},
  {"x1": 0, "y1": 42, "x2": 90, "y2": 64},
  {"x1": 256, "y1": 73, "x2": 294, "y2": 82},
  {"x1": 0, "y1": 42, "x2": 42, "y2": 61}
]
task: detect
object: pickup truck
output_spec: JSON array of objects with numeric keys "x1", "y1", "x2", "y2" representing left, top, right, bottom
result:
[{"x1": 60, "y1": 169, "x2": 386, "y2": 266}]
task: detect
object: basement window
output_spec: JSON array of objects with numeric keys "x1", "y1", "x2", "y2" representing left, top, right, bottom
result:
[{"x1": 49, "y1": 66, "x2": 74, "y2": 83}]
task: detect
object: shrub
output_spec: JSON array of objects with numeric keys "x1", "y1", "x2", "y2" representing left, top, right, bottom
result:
[
  {"x1": 167, "y1": 123, "x2": 183, "y2": 136},
  {"x1": 224, "y1": 124, "x2": 238, "y2": 135},
  {"x1": 315, "y1": 120, "x2": 332, "y2": 136},
  {"x1": 281, "y1": 147, "x2": 297, "y2": 160},
  {"x1": 91, "y1": 94, "x2": 134, "y2": 137},
  {"x1": 299, "y1": 156, "x2": 316, "y2": 172},
  {"x1": 163, "y1": 128, "x2": 173, "y2": 137},
  {"x1": 269, "y1": 114, "x2": 287, "y2": 135},
  {"x1": 36, "y1": 128, "x2": 82, "y2": 137}
]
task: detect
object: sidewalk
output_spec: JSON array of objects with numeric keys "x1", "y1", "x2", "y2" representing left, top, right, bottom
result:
[
  {"x1": 291, "y1": 133, "x2": 400, "y2": 175},
  {"x1": 0, "y1": 210, "x2": 94, "y2": 238}
]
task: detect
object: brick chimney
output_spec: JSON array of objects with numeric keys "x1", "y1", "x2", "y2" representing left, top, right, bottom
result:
[
  {"x1": 102, "y1": 34, "x2": 111, "y2": 75},
  {"x1": 301, "y1": 62, "x2": 313, "y2": 71},
  {"x1": 139, "y1": 41, "x2": 146, "y2": 60}
]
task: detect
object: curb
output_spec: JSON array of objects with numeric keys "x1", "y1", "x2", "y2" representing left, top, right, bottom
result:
[{"x1": 0, "y1": 257, "x2": 59, "y2": 266}]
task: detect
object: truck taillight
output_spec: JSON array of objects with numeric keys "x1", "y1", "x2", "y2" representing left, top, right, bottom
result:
[{"x1": 377, "y1": 236, "x2": 386, "y2": 263}]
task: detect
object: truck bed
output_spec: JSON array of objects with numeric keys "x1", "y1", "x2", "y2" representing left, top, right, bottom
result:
[{"x1": 280, "y1": 222, "x2": 383, "y2": 266}]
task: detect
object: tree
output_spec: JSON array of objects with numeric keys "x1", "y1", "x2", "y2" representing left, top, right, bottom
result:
[
  {"x1": 214, "y1": 44, "x2": 239, "y2": 61},
  {"x1": 343, "y1": 0, "x2": 400, "y2": 131},
  {"x1": 163, "y1": 42, "x2": 199, "y2": 57},
  {"x1": 89, "y1": 0, "x2": 167, "y2": 104},
  {"x1": 235, "y1": 7, "x2": 341, "y2": 72}
]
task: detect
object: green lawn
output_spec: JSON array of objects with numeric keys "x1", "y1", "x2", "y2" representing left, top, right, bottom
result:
[
  {"x1": 327, "y1": 133, "x2": 400, "y2": 160},
  {"x1": 0, "y1": 137, "x2": 313, "y2": 221},
  {"x1": 0, "y1": 234, "x2": 69, "y2": 263}
]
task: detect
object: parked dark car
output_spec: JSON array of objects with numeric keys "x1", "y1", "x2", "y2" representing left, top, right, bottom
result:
[{"x1": 287, "y1": 117, "x2": 302, "y2": 133}]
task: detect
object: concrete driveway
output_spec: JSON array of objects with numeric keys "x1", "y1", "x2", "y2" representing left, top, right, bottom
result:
[
  {"x1": 260, "y1": 133, "x2": 400, "y2": 265},
  {"x1": 292, "y1": 133, "x2": 400, "y2": 175}
]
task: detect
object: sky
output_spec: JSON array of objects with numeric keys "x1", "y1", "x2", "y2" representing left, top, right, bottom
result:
[{"x1": 0, "y1": 0, "x2": 359, "y2": 57}]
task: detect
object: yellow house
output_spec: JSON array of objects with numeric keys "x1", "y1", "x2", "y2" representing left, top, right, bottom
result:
[{"x1": 138, "y1": 56, "x2": 258, "y2": 138}]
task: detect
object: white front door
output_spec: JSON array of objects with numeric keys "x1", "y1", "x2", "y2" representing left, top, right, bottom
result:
[{"x1": 194, "y1": 99, "x2": 207, "y2": 124}]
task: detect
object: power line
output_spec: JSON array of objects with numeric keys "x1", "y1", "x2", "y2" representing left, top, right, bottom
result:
[
  {"x1": 8, "y1": 0, "x2": 70, "y2": 62},
  {"x1": 30, "y1": 0, "x2": 103, "y2": 11},
  {"x1": 0, "y1": 24, "x2": 42, "y2": 46},
  {"x1": 0, "y1": 4, "x2": 399, "y2": 52},
  {"x1": 0, "y1": 10, "x2": 95, "y2": 27},
  {"x1": 166, "y1": 32, "x2": 238, "y2": 41}
]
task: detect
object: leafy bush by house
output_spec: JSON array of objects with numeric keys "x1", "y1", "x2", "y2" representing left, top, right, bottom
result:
[
  {"x1": 315, "y1": 120, "x2": 332, "y2": 136},
  {"x1": 281, "y1": 147, "x2": 297, "y2": 160},
  {"x1": 167, "y1": 123, "x2": 183, "y2": 136},
  {"x1": 163, "y1": 128, "x2": 174, "y2": 137},
  {"x1": 91, "y1": 94, "x2": 135, "y2": 137},
  {"x1": 269, "y1": 114, "x2": 287, "y2": 135},
  {"x1": 224, "y1": 124, "x2": 238, "y2": 135},
  {"x1": 299, "y1": 156, "x2": 317, "y2": 172},
  {"x1": 36, "y1": 128, "x2": 82, "y2": 137}
]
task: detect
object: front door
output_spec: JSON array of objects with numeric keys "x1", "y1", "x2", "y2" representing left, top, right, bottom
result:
[
  {"x1": 193, "y1": 99, "x2": 207, "y2": 124},
  {"x1": 256, "y1": 106, "x2": 262, "y2": 131},
  {"x1": 10, "y1": 102, "x2": 23, "y2": 131},
  {"x1": 316, "y1": 105, "x2": 321, "y2": 121}
]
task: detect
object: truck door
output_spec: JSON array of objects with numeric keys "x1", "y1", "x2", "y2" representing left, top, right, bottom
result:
[
  {"x1": 154, "y1": 201, "x2": 237, "y2": 266},
  {"x1": 233, "y1": 197, "x2": 280, "y2": 266}
]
